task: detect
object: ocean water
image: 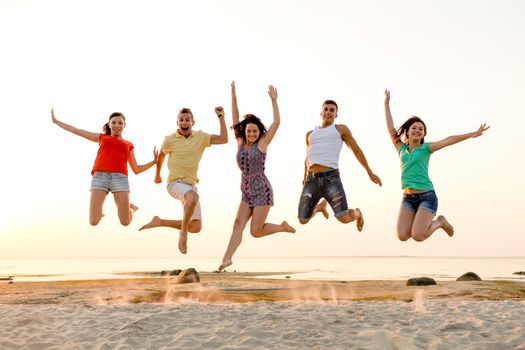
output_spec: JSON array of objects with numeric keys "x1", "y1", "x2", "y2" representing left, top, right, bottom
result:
[{"x1": 0, "y1": 256, "x2": 524, "y2": 282}]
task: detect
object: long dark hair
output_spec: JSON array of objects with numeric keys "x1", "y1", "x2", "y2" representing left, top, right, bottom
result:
[
  {"x1": 102, "y1": 112, "x2": 126, "y2": 135},
  {"x1": 232, "y1": 114, "x2": 267, "y2": 143},
  {"x1": 395, "y1": 116, "x2": 427, "y2": 144}
]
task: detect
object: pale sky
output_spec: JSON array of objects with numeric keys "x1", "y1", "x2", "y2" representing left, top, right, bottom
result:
[{"x1": 1, "y1": 0, "x2": 523, "y2": 258}]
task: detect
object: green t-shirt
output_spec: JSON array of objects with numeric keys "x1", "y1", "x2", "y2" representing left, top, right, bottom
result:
[{"x1": 399, "y1": 142, "x2": 434, "y2": 190}]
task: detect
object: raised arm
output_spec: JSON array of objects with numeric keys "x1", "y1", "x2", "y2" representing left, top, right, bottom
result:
[
  {"x1": 429, "y1": 124, "x2": 490, "y2": 153},
  {"x1": 337, "y1": 124, "x2": 382, "y2": 186},
  {"x1": 231, "y1": 81, "x2": 240, "y2": 127},
  {"x1": 128, "y1": 147, "x2": 159, "y2": 175},
  {"x1": 51, "y1": 108, "x2": 99, "y2": 142},
  {"x1": 259, "y1": 85, "x2": 280, "y2": 149},
  {"x1": 154, "y1": 151, "x2": 166, "y2": 184},
  {"x1": 384, "y1": 90, "x2": 402, "y2": 151},
  {"x1": 210, "y1": 106, "x2": 228, "y2": 145}
]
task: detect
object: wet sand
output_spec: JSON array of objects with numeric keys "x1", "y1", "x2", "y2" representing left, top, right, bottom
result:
[{"x1": 1, "y1": 272, "x2": 524, "y2": 304}]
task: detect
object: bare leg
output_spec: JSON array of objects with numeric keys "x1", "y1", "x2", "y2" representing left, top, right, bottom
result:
[
  {"x1": 89, "y1": 190, "x2": 108, "y2": 226},
  {"x1": 437, "y1": 215, "x2": 454, "y2": 237},
  {"x1": 281, "y1": 221, "x2": 296, "y2": 233},
  {"x1": 218, "y1": 201, "x2": 252, "y2": 272},
  {"x1": 250, "y1": 205, "x2": 297, "y2": 237},
  {"x1": 139, "y1": 217, "x2": 202, "y2": 233},
  {"x1": 315, "y1": 200, "x2": 329, "y2": 219},
  {"x1": 181, "y1": 191, "x2": 199, "y2": 232},
  {"x1": 113, "y1": 192, "x2": 136, "y2": 226},
  {"x1": 178, "y1": 232, "x2": 188, "y2": 255},
  {"x1": 397, "y1": 209, "x2": 415, "y2": 241},
  {"x1": 178, "y1": 190, "x2": 199, "y2": 254},
  {"x1": 334, "y1": 208, "x2": 364, "y2": 231},
  {"x1": 411, "y1": 211, "x2": 454, "y2": 242},
  {"x1": 355, "y1": 208, "x2": 364, "y2": 231},
  {"x1": 298, "y1": 200, "x2": 329, "y2": 224}
]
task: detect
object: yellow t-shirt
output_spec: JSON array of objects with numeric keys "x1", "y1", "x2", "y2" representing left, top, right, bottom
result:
[{"x1": 162, "y1": 130, "x2": 212, "y2": 184}]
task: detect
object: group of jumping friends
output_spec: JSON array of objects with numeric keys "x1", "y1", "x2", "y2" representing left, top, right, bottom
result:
[{"x1": 52, "y1": 82, "x2": 489, "y2": 272}]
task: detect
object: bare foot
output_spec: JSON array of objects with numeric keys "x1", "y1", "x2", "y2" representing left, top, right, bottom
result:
[
  {"x1": 130, "y1": 203, "x2": 139, "y2": 212},
  {"x1": 315, "y1": 200, "x2": 329, "y2": 219},
  {"x1": 439, "y1": 215, "x2": 454, "y2": 237},
  {"x1": 355, "y1": 208, "x2": 364, "y2": 232},
  {"x1": 282, "y1": 221, "x2": 296, "y2": 233},
  {"x1": 179, "y1": 231, "x2": 188, "y2": 254},
  {"x1": 217, "y1": 259, "x2": 232, "y2": 272},
  {"x1": 139, "y1": 216, "x2": 161, "y2": 231}
]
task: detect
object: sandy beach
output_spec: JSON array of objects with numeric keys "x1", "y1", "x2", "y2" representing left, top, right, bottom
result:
[{"x1": 1, "y1": 274, "x2": 524, "y2": 349}]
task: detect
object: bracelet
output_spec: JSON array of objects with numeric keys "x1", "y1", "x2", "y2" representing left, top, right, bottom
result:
[{"x1": 217, "y1": 112, "x2": 224, "y2": 118}]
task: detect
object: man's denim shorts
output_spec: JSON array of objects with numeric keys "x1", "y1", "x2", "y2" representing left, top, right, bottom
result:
[
  {"x1": 401, "y1": 190, "x2": 438, "y2": 215},
  {"x1": 298, "y1": 169, "x2": 349, "y2": 219},
  {"x1": 90, "y1": 171, "x2": 130, "y2": 193}
]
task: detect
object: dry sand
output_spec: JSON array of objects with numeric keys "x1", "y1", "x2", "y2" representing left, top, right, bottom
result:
[{"x1": 1, "y1": 274, "x2": 524, "y2": 349}]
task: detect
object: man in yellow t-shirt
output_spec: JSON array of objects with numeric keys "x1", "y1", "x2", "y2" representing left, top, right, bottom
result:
[{"x1": 140, "y1": 107, "x2": 228, "y2": 254}]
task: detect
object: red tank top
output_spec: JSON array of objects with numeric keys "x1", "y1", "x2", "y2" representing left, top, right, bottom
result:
[{"x1": 91, "y1": 134, "x2": 134, "y2": 175}]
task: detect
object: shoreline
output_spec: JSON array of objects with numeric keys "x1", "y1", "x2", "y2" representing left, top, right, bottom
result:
[
  {"x1": 4, "y1": 268, "x2": 525, "y2": 284},
  {"x1": 1, "y1": 273, "x2": 524, "y2": 304}
]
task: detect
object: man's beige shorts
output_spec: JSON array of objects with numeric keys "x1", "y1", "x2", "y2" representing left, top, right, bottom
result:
[{"x1": 167, "y1": 180, "x2": 202, "y2": 221}]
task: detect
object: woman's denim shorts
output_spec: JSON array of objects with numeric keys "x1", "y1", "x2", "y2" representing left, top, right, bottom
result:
[
  {"x1": 401, "y1": 190, "x2": 438, "y2": 215},
  {"x1": 90, "y1": 171, "x2": 129, "y2": 193}
]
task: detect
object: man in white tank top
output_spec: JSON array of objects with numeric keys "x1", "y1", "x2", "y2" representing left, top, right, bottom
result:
[{"x1": 297, "y1": 100, "x2": 382, "y2": 231}]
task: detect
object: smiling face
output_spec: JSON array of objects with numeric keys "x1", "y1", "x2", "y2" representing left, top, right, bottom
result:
[
  {"x1": 245, "y1": 123, "x2": 261, "y2": 144},
  {"x1": 407, "y1": 121, "x2": 426, "y2": 142},
  {"x1": 320, "y1": 103, "x2": 338, "y2": 126},
  {"x1": 109, "y1": 116, "x2": 126, "y2": 137}
]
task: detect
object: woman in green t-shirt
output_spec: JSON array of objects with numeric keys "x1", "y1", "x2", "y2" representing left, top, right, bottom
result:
[{"x1": 383, "y1": 90, "x2": 489, "y2": 242}]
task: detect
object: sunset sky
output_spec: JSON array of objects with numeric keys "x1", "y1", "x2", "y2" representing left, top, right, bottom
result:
[{"x1": 1, "y1": 0, "x2": 523, "y2": 258}]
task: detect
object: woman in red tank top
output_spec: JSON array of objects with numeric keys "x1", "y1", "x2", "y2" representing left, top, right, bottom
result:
[{"x1": 51, "y1": 109, "x2": 158, "y2": 226}]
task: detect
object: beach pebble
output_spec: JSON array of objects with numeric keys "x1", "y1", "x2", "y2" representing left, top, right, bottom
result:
[
  {"x1": 160, "y1": 269, "x2": 182, "y2": 276},
  {"x1": 406, "y1": 277, "x2": 437, "y2": 286},
  {"x1": 457, "y1": 272, "x2": 482, "y2": 281},
  {"x1": 176, "y1": 268, "x2": 200, "y2": 284}
]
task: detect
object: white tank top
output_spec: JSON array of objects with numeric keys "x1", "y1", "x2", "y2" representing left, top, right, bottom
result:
[{"x1": 307, "y1": 124, "x2": 343, "y2": 169}]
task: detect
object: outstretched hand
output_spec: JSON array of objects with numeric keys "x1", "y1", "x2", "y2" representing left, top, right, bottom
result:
[
  {"x1": 152, "y1": 146, "x2": 159, "y2": 162},
  {"x1": 268, "y1": 85, "x2": 278, "y2": 101},
  {"x1": 472, "y1": 123, "x2": 490, "y2": 138},
  {"x1": 384, "y1": 89, "x2": 390, "y2": 105},
  {"x1": 369, "y1": 172, "x2": 382, "y2": 187}
]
